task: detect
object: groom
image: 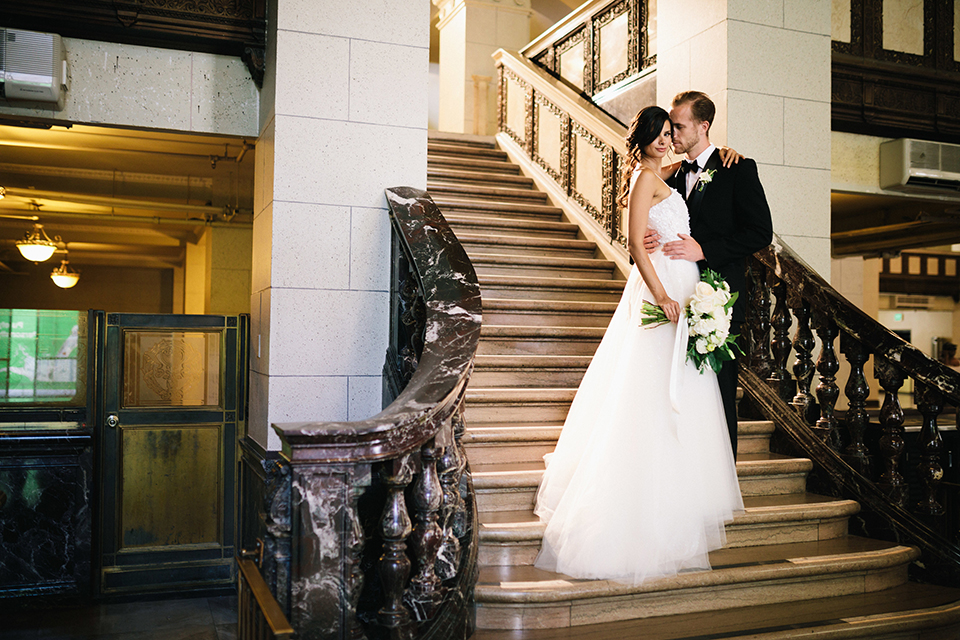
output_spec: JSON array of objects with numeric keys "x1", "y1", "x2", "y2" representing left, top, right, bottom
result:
[{"x1": 652, "y1": 90, "x2": 773, "y2": 459}]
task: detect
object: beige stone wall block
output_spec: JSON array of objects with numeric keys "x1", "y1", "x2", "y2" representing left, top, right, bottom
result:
[
  {"x1": 272, "y1": 115, "x2": 426, "y2": 208},
  {"x1": 832, "y1": 0, "x2": 852, "y2": 42},
  {"x1": 728, "y1": 21, "x2": 830, "y2": 101},
  {"x1": 760, "y1": 164, "x2": 831, "y2": 238},
  {"x1": 274, "y1": 31, "x2": 350, "y2": 120},
  {"x1": 726, "y1": 91, "x2": 783, "y2": 165},
  {"x1": 831, "y1": 131, "x2": 886, "y2": 188},
  {"x1": 269, "y1": 201, "x2": 351, "y2": 289},
  {"x1": 688, "y1": 23, "x2": 729, "y2": 99},
  {"x1": 252, "y1": 201, "x2": 273, "y2": 295},
  {"x1": 780, "y1": 234, "x2": 832, "y2": 278},
  {"x1": 268, "y1": 287, "x2": 389, "y2": 377},
  {"x1": 439, "y1": 8, "x2": 467, "y2": 132},
  {"x1": 209, "y1": 267, "x2": 252, "y2": 315},
  {"x1": 278, "y1": 0, "x2": 430, "y2": 46},
  {"x1": 349, "y1": 376, "x2": 384, "y2": 420},
  {"x1": 658, "y1": 0, "x2": 727, "y2": 44},
  {"x1": 350, "y1": 206, "x2": 392, "y2": 292},
  {"x1": 785, "y1": 0, "x2": 832, "y2": 34},
  {"x1": 728, "y1": 0, "x2": 783, "y2": 27},
  {"x1": 785, "y1": 98, "x2": 831, "y2": 170},
  {"x1": 350, "y1": 40, "x2": 429, "y2": 128}
]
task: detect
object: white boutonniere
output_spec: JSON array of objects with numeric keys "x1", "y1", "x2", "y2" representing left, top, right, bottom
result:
[{"x1": 696, "y1": 169, "x2": 716, "y2": 192}]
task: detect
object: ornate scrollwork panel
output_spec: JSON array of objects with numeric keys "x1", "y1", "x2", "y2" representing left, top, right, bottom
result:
[
  {"x1": 533, "y1": 93, "x2": 565, "y2": 183},
  {"x1": 570, "y1": 122, "x2": 607, "y2": 226},
  {"x1": 591, "y1": 0, "x2": 637, "y2": 94}
]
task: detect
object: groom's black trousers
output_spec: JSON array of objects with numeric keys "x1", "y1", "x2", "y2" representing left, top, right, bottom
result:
[{"x1": 717, "y1": 320, "x2": 742, "y2": 460}]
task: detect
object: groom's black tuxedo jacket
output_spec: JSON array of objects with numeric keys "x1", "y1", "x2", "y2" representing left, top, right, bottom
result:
[{"x1": 667, "y1": 149, "x2": 773, "y2": 324}]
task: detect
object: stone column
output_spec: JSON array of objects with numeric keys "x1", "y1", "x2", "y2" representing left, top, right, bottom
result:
[
  {"x1": 657, "y1": 0, "x2": 832, "y2": 277},
  {"x1": 250, "y1": 0, "x2": 430, "y2": 450},
  {"x1": 434, "y1": 0, "x2": 532, "y2": 134}
]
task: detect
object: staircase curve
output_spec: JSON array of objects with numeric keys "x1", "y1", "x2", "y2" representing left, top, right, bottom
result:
[{"x1": 425, "y1": 130, "x2": 960, "y2": 637}]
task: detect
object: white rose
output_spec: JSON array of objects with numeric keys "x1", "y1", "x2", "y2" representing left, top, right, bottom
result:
[{"x1": 696, "y1": 337, "x2": 709, "y2": 354}]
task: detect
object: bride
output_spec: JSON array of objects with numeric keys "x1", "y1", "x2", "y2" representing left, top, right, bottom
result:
[{"x1": 533, "y1": 106, "x2": 744, "y2": 584}]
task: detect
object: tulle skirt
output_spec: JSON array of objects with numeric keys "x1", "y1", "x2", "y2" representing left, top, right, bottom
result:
[{"x1": 533, "y1": 250, "x2": 743, "y2": 585}]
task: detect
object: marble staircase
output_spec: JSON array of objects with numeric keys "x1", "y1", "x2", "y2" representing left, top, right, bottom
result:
[{"x1": 426, "y1": 131, "x2": 960, "y2": 639}]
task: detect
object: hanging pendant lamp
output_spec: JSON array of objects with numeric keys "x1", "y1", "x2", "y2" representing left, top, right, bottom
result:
[
  {"x1": 50, "y1": 259, "x2": 80, "y2": 289},
  {"x1": 16, "y1": 223, "x2": 60, "y2": 262}
]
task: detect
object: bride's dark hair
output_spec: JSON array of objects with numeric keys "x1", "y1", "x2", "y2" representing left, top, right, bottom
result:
[{"x1": 616, "y1": 105, "x2": 670, "y2": 210}]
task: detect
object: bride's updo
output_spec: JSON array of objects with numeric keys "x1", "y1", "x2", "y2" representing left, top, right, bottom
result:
[{"x1": 617, "y1": 105, "x2": 671, "y2": 210}]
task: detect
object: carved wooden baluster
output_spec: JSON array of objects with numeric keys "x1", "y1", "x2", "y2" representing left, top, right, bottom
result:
[
  {"x1": 915, "y1": 382, "x2": 945, "y2": 517},
  {"x1": 769, "y1": 279, "x2": 795, "y2": 401},
  {"x1": 378, "y1": 456, "x2": 414, "y2": 631},
  {"x1": 791, "y1": 298, "x2": 817, "y2": 424},
  {"x1": 406, "y1": 439, "x2": 444, "y2": 620},
  {"x1": 875, "y1": 358, "x2": 908, "y2": 508},
  {"x1": 839, "y1": 333, "x2": 870, "y2": 474},
  {"x1": 813, "y1": 313, "x2": 841, "y2": 449}
]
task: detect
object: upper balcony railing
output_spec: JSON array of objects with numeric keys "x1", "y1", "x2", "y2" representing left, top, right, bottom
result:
[{"x1": 523, "y1": 0, "x2": 655, "y2": 106}]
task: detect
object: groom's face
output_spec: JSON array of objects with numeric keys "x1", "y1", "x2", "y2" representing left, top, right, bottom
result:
[{"x1": 669, "y1": 103, "x2": 708, "y2": 157}]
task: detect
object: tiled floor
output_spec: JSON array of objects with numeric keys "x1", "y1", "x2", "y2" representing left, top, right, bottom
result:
[{"x1": 5, "y1": 595, "x2": 237, "y2": 640}]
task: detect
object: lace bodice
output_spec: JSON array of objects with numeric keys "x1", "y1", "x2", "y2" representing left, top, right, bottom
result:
[{"x1": 646, "y1": 189, "x2": 690, "y2": 244}]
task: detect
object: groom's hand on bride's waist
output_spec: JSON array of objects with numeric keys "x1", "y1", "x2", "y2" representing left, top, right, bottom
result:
[{"x1": 662, "y1": 234, "x2": 705, "y2": 262}]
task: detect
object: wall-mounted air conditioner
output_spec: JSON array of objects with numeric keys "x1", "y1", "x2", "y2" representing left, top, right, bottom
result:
[
  {"x1": 880, "y1": 138, "x2": 960, "y2": 195},
  {"x1": 893, "y1": 294, "x2": 932, "y2": 309},
  {"x1": 0, "y1": 28, "x2": 68, "y2": 110}
]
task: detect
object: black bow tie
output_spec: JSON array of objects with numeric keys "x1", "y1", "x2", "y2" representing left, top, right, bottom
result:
[{"x1": 680, "y1": 160, "x2": 699, "y2": 174}]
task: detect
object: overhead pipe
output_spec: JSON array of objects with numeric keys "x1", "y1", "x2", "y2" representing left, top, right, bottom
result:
[{"x1": 1, "y1": 187, "x2": 252, "y2": 217}]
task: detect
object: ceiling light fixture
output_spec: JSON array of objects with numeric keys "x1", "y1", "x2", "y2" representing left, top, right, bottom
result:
[
  {"x1": 50, "y1": 259, "x2": 80, "y2": 289},
  {"x1": 16, "y1": 223, "x2": 61, "y2": 262},
  {"x1": 0, "y1": 186, "x2": 6, "y2": 199}
]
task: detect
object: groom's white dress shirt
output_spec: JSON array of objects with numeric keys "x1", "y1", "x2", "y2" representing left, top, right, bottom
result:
[{"x1": 685, "y1": 143, "x2": 717, "y2": 197}]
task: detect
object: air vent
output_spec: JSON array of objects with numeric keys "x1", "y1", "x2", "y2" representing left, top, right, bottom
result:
[{"x1": 894, "y1": 294, "x2": 932, "y2": 309}]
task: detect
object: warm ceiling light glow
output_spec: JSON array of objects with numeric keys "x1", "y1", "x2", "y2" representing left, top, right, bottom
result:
[
  {"x1": 50, "y1": 260, "x2": 80, "y2": 289},
  {"x1": 16, "y1": 223, "x2": 60, "y2": 262},
  {"x1": 0, "y1": 186, "x2": 5, "y2": 199}
]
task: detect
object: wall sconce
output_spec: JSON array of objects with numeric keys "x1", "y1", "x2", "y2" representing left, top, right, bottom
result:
[
  {"x1": 50, "y1": 259, "x2": 80, "y2": 288},
  {"x1": 16, "y1": 223, "x2": 61, "y2": 262}
]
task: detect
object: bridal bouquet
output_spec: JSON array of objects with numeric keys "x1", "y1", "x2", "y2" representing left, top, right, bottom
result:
[{"x1": 640, "y1": 269, "x2": 741, "y2": 373}]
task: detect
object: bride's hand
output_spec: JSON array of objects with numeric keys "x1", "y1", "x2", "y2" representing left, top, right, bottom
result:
[
  {"x1": 657, "y1": 296, "x2": 682, "y2": 324},
  {"x1": 718, "y1": 147, "x2": 743, "y2": 167}
]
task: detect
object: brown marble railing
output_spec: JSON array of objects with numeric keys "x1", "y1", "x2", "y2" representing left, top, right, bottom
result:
[
  {"x1": 743, "y1": 237, "x2": 960, "y2": 584},
  {"x1": 262, "y1": 187, "x2": 481, "y2": 640}
]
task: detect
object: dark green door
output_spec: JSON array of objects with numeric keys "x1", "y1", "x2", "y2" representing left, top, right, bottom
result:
[{"x1": 95, "y1": 312, "x2": 247, "y2": 596}]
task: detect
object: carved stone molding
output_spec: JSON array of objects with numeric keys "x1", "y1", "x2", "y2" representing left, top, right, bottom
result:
[
  {"x1": 532, "y1": 93, "x2": 565, "y2": 183},
  {"x1": 570, "y1": 121, "x2": 607, "y2": 225}
]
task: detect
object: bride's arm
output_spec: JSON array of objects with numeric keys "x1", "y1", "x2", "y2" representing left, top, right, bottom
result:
[{"x1": 628, "y1": 172, "x2": 681, "y2": 323}]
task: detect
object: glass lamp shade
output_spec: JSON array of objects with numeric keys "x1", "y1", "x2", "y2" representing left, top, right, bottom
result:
[
  {"x1": 16, "y1": 224, "x2": 59, "y2": 262},
  {"x1": 50, "y1": 260, "x2": 80, "y2": 288}
]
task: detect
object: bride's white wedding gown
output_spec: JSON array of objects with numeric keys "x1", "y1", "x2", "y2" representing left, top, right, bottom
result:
[{"x1": 533, "y1": 185, "x2": 744, "y2": 585}]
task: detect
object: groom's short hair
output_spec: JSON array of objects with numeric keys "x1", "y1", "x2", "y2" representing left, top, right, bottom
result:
[{"x1": 673, "y1": 91, "x2": 715, "y2": 132}]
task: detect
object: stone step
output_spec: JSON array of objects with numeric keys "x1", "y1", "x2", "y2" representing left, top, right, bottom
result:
[
  {"x1": 472, "y1": 354, "x2": 592, "y2": 388},
  {"x1": 472, "y1": 454, "x2": 813, "y2": 514},
  {"x1": 427, "y1": 131, "x2": 497, "y2": 148},
  {"x1": 472, "y1": 253, "x2": 617, "y2": 280},
  {"x1": 463, "y1": 418, "x2": 776, "y2": 465},
  {"x1": 469, "y1": 582, "x2": 960, "y2": 640},
  {"x1": 465, "y1": 387, "x2": 577, "y2": 423},
  {"x1": 429, "y1": 183, "x2": 548, "y2": 204},
  {"x1": 477, "y1": 494, "x2": 862, "y2": 567},
  {"x1": 432, "y1": 198, "x2": 564, "y2": 222},
  {"x1": 428, "y1": 154, "x2": 521, "y2": 175},
  {"x1": 478, "y1": 274, "x2": 625, "y2": 302},
  {"x1": 482, "y1": 298, "x2": 618, "y2": 327},
  {"x1": 478, "y1": 325, "x2": 605, "y2": 356},
  {"x1": 473, "y1": 538, "x2": 919, "y2": 630},
  {"x1": 428, "y1": 142, "x2": 508, "y2": 161},
  {"x1": 462, "y1": 233, "x2": 600, "y2": 259},
  {"x1": 428, "y1": 167, "x2": 535, "y2": 189},
  {"x1": 446, "y1": 214, "x2": 581, "y2": 239}
]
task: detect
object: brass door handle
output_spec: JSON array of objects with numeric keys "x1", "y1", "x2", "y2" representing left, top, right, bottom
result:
[{"x1": 106, "y1": 414, "x2": 120, "y2": 428}]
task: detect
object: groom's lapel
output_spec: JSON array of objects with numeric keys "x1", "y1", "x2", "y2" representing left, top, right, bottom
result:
[{"x1": 685, "y1": 149, "x2": 722, "y2": 225}]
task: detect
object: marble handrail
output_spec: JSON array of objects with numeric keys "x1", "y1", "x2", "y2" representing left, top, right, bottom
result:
[
  {"x1": 271, "y1": 187, "x2": 482, "y2": 463},
  {"x1": 744, "y1": 234, "x2": 960, "y2": 585}
]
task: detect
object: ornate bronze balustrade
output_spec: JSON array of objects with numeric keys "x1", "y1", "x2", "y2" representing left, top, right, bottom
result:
[
  {"x1": 260, "y1": 188, "x2": 481, "y2": 640},
  {"x1": 743, "y1": 238, "x2": 960, "y2": 584},
  {"x1": 522, "y1": 0, "x2": 653, "y2": 99}
]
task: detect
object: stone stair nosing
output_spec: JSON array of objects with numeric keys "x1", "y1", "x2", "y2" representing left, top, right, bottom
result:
[
  {"x1": 446, "y1": 214, "x2": 582, "y2": 239},
  {"x1": 481, "y1": 298, "x2": 619, "y2": 328},
  {"x1": 428, "y1": 167, "x2": 535, "y2": 188},
  {"x1": 471, "y1": 254, "x2": 618, "y2": 280},
  {"x1": 432, "y1": 197, "x2": 565, "y2": 220},
  {"x1": 428, "y1": 183, "x2": 548, "y2": 204},
  {"x1": 427, "y1": 143, "x2": 507, "y2": 161},
  {"x1": 428, "y1": 154, "x2": 522, "y2": 174}
]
